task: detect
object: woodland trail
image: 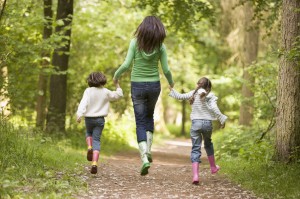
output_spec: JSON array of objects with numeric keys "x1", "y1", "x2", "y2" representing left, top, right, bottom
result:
[{"x1": 75, "y1": 139, "x2": 259, "y2": 199}]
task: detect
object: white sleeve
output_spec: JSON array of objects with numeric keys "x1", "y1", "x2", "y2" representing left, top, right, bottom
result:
[
  {"x1": 76, "y1": 89, "x2": 89, "y2": 118},
  {"x1": 169, "y1": 89, "x2": 194, "y2": 100},
  {"x1": 206, "y1": 93, "x2": 228, "y2": 125},
  {"x1": 106, "y1": 88, "x2": 123, "y2": 101}
]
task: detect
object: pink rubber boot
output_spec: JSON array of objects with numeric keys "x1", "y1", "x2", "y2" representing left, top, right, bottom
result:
[
  {"x1": 86, "y1": 137, "x2": 93, "y2": 161},
  {"x1": 207, "y1": 155, "x2": 220, "y2": 174},
  {"x1": 192, "y1": 162, "x2": 199, "y2": 184},
  {"x1": 91, "y1": 150, "x2": 99, "y2": 174}
]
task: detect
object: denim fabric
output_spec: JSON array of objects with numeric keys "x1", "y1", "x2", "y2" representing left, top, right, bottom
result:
[
  {"x1": 190, "y1": 119, "x2": 214, "y2": 163},
  {"x1": 131, "y1": 81, "x2": 161, "y2": 142},
  {"x1": 85, "y1": 117, "x2": 105, "y2": 151}
]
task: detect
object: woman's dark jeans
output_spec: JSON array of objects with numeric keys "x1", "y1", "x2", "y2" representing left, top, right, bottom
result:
[
  {"x1": 131, "y1": 81, "x2": 161, "y2": 142},
  {"x1": 85, "y1": 117, "x2": 105, "y2": 151}
]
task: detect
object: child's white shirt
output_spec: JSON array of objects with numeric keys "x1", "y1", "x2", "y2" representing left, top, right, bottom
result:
[
  {"x1": 77, "y1": 87, "x2": 123, "y2": 118},
  {"x1": 169, "y1": 88, "x2": 227, "y2": 124}
]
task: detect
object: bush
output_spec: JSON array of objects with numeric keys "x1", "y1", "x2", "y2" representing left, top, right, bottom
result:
[{"x1": 213, "y1": 125, "x2": 274, "y2": 162}]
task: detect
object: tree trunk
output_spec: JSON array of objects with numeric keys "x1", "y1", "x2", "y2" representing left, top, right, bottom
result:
[
  {"x1": 276, "y1": 0, "x2": 300, "y2": 162},
  {"x1": 46, "y1": 0, "x2": 73, "y2": 133},
  {"x1": 238, "y1": 1, "x2": 259, "y2": 126},
  {"x1": 36, "y1": 0, "x2": 52, "y2": 128},
  {"x1": 0, "y1": 66, "x2": 10, "y2": 116}
]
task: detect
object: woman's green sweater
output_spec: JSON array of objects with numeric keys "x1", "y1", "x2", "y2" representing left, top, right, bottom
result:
[{"x1": 113, "y1": 38, "x2": 174, "y2": 85}]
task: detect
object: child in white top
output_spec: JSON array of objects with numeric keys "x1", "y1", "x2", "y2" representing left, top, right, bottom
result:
[
  {"x1": 76, "y1": 72, "x2": 123, "y2": 174},
  {"x1": 169, "y1": 77, "x2": 227, "y2": 184}
]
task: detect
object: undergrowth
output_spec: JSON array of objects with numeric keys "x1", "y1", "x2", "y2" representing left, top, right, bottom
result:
[
  {"x1": 213, "y1": 125, "x2": 300, "y2": 199},
  {"x1": 0, "y1": 115, "x2": 134, "y2": 198}
]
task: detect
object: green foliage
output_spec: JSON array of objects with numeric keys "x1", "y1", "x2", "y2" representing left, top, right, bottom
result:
[
  {"x1": 214, "y1": 125, "x2": 274, "y2": 162},
  {"x1": 0, "y1": 0, "x2": 44, "y2": 116},
  {"x1": 249, "y1": 56, "x2": 277, "y2": 122},
  {"x1": 68, "y1": 0, "x2": 145, "y2": 116},
  {"x1": 0, "y1": 119, "x2": 86, "y2": 198},
  {"x1": 220, "y1": 158, "x2": 300, "y2": 199},
  {"x1": 167, "y1": 123, "x2": 191, "y2": 138},
  {"x1": 239, "y1": 0, "x2": 282, "y2": 32},
  {"x1": 135, "y1": 0, "x2": 215, "y2": 34}
]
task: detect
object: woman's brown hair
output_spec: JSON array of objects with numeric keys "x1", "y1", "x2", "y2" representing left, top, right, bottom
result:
[
  {"x1": 87, "y1": 72, "x2": 107, "y2": 87},
  {"x1": 189, "y1": 77, "x2": 212, "y2": 105},
  {"x1": 134, "y1": 16, "x2": 166, "y2": 53}
]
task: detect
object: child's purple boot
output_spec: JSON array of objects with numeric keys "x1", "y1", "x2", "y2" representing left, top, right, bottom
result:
[{"x1": 208, "y1": 155, "x2": 220, "y2": 174}]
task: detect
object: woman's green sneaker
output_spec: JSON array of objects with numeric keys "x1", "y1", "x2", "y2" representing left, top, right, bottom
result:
[{"x1": 140, "y1": 162, "x2": 150, "y2": 176}]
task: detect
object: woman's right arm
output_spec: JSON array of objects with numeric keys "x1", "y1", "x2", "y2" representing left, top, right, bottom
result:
[
  {"x1": 113, "y1": 39, "x2": 136, "y2": 80},
  {"x1": 169, "y1": 88, "x2": 194, "y2": 100}
]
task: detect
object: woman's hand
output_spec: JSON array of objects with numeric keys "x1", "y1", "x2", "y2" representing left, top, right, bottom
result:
[
  {"x1": 113, "y1": 78, "x2": 119, "y2": 87},
  {"x1": 169, "y1": 82, "x2": 175, "y2": 90}
]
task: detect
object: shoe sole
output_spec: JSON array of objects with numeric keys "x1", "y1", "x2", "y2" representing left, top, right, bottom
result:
[
  {"x1": 87, "y1": 149, "x2": 93, "y2": 161},
  {"x1": 140, "y1": 163, "x2": 150, "y2": 176},
  {"x1": 211, "y1": 166, "x2": 220, "y2": 174},
  {"x1": 91, "y1": 166, "x2": 97, "y2": 174},
  {"x1": 192, "y1": 180, "x2": 199, "y2": 185}
]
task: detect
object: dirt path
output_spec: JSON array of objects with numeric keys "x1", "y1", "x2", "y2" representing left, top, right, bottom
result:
[{"x1": 75, "y1": 139, "x2": 259, "y2": 199}]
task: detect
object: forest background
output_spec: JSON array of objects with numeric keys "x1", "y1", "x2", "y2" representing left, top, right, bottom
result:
[{"x1": 0, "y1": 0, "x2": 299, "y2": 198}]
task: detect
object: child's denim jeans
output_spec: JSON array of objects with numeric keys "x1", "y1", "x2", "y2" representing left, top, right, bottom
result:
[
  {"x1": 85, "y1": 117, "x2": 105, "y2": 151},
  {"x1": 190, "y1": 119, "x2": 214, "y2": 163}
]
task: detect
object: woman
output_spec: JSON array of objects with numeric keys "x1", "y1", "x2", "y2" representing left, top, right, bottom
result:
[{"x1": 113, "y1": 16, "x2": 174, "y2": 176}]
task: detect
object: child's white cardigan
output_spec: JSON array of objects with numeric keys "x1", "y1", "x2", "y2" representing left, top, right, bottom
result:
[{"x1": 169, "y1": 88, "x2": 227, "y2": 125}]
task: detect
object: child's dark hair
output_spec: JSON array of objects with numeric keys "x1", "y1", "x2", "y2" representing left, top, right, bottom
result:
[
  {"x1": 87, "y1": 72, "x2": 107, "y2": 87},
  {"x1": 134, "y1": 16, "x2": 166, "y2": 53},
  {"x1": 189, "y1": 77, "x2": 212, "y2": 105}
]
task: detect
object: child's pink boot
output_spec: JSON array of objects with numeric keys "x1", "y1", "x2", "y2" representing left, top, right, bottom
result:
[
  {"x1": 91, "y1": 150, "x2": 99, "y2": 174},
  {"x1": 207, "y1": 155, "x2": 220, "y2": 174},
  {"x1": 192, "y1": 162, "x2": 199, "y2": 184},
  {"x1": 86, "y1": 137, "x2": 93, "y2": 161}
]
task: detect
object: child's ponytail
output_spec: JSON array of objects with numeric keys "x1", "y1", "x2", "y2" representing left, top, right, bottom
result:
[
  {"x1": 189, "y1": 87, "x2": 200, "y2": 105},
  {"x1": 189, "y1": 77, "x2": 212, "y2": 105}
]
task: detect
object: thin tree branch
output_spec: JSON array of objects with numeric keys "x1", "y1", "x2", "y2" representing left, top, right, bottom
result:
[
  {"x1": 258, "y1": 110, "x2": 276, "y2": 142},
  {"x1": 0, "y1": 0, "x2": 7, "y2": 21}
]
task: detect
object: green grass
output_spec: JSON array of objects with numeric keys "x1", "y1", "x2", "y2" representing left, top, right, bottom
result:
[
  {"x1": 0, "y1": 117, "x2": 134, "y2": 198},
  {"x1": 219, "y1": 158, "x2": 300, "y2": 199},
  {"x1": 0, "y1": 121, "x2": 87, "y2": 198}
]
